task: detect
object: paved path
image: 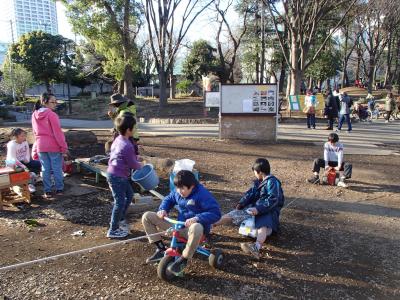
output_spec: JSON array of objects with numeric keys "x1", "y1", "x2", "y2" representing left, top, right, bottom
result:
[{"x1": 6, "y1": 111, "x2": 399, "y2": 155}]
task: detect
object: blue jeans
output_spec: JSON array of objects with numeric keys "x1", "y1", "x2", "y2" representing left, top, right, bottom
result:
[
  {"x1": 307, "y1": 113, "x2": 316, "y2": 128},
  {"x1": 338, "y1": 114, "x2": 352, "y2": 131},
  {"x1": 107, "y1": 174, "x2": 133, "y2": 231},
  {"x1": 38, "y1": 152, "x2": 64, "y2": 193}
]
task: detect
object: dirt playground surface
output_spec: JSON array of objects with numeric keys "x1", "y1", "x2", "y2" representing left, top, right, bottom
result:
[{"x1": 0, "y1": 137, "x2": 399, "y2": 299}]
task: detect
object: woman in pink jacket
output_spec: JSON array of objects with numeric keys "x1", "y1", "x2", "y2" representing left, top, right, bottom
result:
[{"x1": 32, "y1": 93, "x2": 68, "y2": 199}]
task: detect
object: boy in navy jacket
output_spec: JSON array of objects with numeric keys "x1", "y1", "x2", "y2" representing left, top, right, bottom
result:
[
  {"x1": 142, "y1": 170, "x2": 221, "y2": 276},
  {"x1": 215, "y1": 158, "x2": 284, "y2": 259}
]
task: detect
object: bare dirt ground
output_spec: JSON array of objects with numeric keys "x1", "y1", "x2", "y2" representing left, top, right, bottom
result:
[
  {"x1": 60, "y1": 96, "x2": 218, "y2": 120},
  {"x1": 0, "y1": 136, "x2": 399, "y2": 300}
]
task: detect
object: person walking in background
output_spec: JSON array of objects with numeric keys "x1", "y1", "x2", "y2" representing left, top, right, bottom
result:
[
  {"x1": 337, "y1": 92, "x2": 352, "y2": 133},
  {"x1": 384, "y1": 92, "x2": 396, "y2": 123},
  {"x1": 32, "y1": 93, "x2": 68, "y2": 199},
  {"x1": 304, "y1": 89, "x2": 318, "y2": 129},
  {"x1": 324, "y1": 89, "x2": 339, "y2": 130}
]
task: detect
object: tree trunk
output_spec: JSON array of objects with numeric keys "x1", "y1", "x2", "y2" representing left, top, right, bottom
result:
[
  {"x1": 367, "y1": 56, "x2": 375, "y2": 93},
  {"x1": 383, "y1": 33, "x2": 393, "y2": 88},
  {"x1": 289, "y1": 36, "x2": 301, "y2": 95},
  {"x1": 341, "y1": 26, "x2": 349, "y2": 88},
  {"x1": 169, "y1": 74, "x2": 176, "y2": 99},
  {"x1": 45, "y1": 80, "x2": 51, "y2": 93},
  {"x1": 123, "y1": 64, "x2": 134, "y2": 99},
  {"x1": 158, "y1": 70, "x2": 168, "y2": 107},
  {"x1": 118, "y1": 80, "x2": 124, "y2": 94},
  {"x1": 355, "y1": 47, "x2": 362, "y2": 83},
  {"x1": 260, "y1": 1, "x2": 266, "y2": 84},
  {"x1": 278, "y1": 62, "x2": 286, "y2": 93},
  {"x1": 308, "y1": 77, "x2": 313, "y2": 90}
]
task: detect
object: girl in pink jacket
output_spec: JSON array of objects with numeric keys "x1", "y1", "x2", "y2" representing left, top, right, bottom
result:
[{"x1": 32, "y1": 93, "x2": 68, "y2": 199}]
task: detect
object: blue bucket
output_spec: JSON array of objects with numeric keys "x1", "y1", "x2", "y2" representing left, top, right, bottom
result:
[{"x1": 131, "y1": 164, "x2": 159, "y2": 191}]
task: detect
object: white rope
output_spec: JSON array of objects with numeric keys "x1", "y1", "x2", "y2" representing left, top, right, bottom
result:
[
  {"x1": 1, "y1": 199, "x2": 301, "y2": 272},
  {"x1": 284, "y1": 198, "x2": 298, "y2": 209},
  {"x1": 0, "y1": 230, "x2": 167, "y2": 272}
]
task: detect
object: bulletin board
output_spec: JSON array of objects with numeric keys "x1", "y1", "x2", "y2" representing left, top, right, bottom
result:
[
  {"x1": 205, "y1": 91, "x2": 220, "y2": 108},
  {"x1": 220, "y1": 84, "x2": 278, "y2": 115}
]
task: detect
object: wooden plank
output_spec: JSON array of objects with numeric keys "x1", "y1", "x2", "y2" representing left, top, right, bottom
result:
[{"x1": 149, "y1": 190, "x2": 165, "y2": 200}]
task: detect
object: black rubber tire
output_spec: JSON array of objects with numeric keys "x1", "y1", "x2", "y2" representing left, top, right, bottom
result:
[
  {"x1": 157, "y1": 256, "x2": 176, "y2": 281},
  {"x1": 208, "y1": 249, "x2": 224, "y2": 269}
]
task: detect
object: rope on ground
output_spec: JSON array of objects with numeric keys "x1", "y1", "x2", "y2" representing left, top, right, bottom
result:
[
  {"x1": 1, "y1": 198, "x2": 301, "y2": 273},
  {"x1": 0, "y1": 230, "x2": 167, "y2": 272},
  {"x1": 284, "y1": 198, "x2": 299, "y2": 209}
]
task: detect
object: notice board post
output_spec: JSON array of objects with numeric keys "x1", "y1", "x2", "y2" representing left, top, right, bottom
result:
[{"x1": 219, "y1": 84, "x2": 278, "y2": 141}]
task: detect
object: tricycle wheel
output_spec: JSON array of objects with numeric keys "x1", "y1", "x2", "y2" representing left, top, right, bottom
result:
[
  {"x1": 157, "y1": 256, "x2": 176, "y2": 281},
  {"x1": 209, "y1": 249, "x2": 224, "y2": 269}
]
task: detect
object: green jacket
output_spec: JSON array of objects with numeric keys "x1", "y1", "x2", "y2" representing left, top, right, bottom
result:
[{"x1": 111, "y1": 101, "x2": 139, "y2": 139}]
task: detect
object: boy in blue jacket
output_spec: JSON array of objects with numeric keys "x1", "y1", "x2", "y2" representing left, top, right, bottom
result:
[
  {"x1": 215, "y1": 158, "x2": 284, "y2": 259},
  {"x1": 142, "y1": 170, "x2": 221, "y2": 276}
]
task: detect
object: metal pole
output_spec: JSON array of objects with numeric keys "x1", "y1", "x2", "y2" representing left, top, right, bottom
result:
[
  {"x1": 64, "y1": 41, "x2": 72, "y2": 114},
  {"x1": 9, "y1": 20, "x2": 16, "y2": 102}
]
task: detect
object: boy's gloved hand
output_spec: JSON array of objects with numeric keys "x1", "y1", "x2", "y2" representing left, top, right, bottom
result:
[
  {"x1": 236, "y1": 203, "x2": 244, "y2": 210},
  {"x1": 157, "y1": 210, "x2": 167, "y2": 219},
  {"x1": 185, "y1": 217, "x2": 198, "y2": 227}
]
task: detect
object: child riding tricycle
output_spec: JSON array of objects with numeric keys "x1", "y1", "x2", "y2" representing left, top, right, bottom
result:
[{"x1": 141, "y1": 170, "x2": 223, "y2": 281}]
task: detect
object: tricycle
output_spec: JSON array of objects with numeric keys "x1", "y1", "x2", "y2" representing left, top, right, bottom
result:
[{"x1": 157, "y1": 217, "x2": 224, "y2": 281}]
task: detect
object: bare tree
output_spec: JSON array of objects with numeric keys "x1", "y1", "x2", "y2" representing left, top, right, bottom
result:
[
  {"x1": 214, "y1": 0, "x2": 250, "y2": 84},
  {"x1": 356, "y1": 0, "x2": 400, "y2": 92},
  {"x1": 340, "y1": 23, "x2": 360, "y2": 87},
  {"x1": 143, "y1": 0, "x2": 213, "y2": 107},
  {"x1": 265, "y1": 0, "x2": 357, "y2": 96}
]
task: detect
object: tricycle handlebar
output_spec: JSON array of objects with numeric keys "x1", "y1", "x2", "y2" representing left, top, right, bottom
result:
[{"x1": 164, "y1": 216, "x2": 185, "y2": 225}]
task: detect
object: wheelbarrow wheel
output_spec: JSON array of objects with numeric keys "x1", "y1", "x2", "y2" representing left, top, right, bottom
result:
[
  {"x1": 209, "y1": 249, "x2": 224, "y2": 269},
  {"x1": 157, "y1": 256, "x2": 176, "y2": 281}
]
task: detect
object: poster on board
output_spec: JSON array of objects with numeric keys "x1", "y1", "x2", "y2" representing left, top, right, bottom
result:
[
  {"x1": 205, "y1": 91, "x2": 220, "y2": 108},
  {"x1": 220, "y1": 84, "x2": 277, "y2": 114},
  {"x1": 288, "y1": 95, "x2": 301, "y2": 111}
]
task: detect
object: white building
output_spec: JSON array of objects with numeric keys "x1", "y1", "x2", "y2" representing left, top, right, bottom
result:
[{"x1": 4, "y1": 0, "x2": 58, "y2": 41}]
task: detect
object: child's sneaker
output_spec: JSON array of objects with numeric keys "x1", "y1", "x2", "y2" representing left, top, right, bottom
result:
[
  {"x1": 337, "y1": 181, "x2": 348, "y2": 188},
  {"x1": 145, "y1": 248, "x2": 165, "y2": 263},
  {"x1": 240, "y1": 242, "x2": 260, "y2": 260},
  {"x1": 43, "y1": 192, "x2": 54, "y2": 200},
  {"x1": 28, "y1": 184, "x2": 36, "y2": 193},
  {"x1": 167, "y1": 257, "x2": 187, "y2": 276},
  {"x1": 119, "y1": 220, "x2": 130, "y2": 234},
  {"x1": 55, "y1": 190, "x2": 64, "y2": 196},
  {"x1": 307, "y1": 175, "x2": 320, "y2": 184},
  {"x1": 106, "y1": 228, "x2": 128, "y2": 239}
]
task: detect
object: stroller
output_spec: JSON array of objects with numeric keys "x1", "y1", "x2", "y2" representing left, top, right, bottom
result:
[{"x1": 351, "y1": 103, "x2": 369, "y2": 121}]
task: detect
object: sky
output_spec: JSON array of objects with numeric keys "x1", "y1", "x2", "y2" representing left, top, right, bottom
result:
[
  {"x1": 56, "y1": 1, "x2": 238, "y2": 44},
  {"x1": 0, "y1": 1, "x2": 238, "y2": 43}
]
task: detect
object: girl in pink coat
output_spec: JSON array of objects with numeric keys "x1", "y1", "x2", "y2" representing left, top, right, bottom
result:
[{"x1": 32, "y1": 93, "x2": 68, "y2": 199}]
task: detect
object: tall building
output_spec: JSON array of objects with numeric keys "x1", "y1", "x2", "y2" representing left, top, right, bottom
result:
[{"x1": 4, "y1": 0, "x2": 58, "y2": 41}]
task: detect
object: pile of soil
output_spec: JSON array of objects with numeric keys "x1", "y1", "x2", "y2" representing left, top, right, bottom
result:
[{"x1": 0, "y1": 137, "x2": 399, "y2": 299}]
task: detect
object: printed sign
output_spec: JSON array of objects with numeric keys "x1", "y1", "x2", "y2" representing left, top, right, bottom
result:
[{"x1": 205, "y1": 91, "x2": 220, "y2": 108}]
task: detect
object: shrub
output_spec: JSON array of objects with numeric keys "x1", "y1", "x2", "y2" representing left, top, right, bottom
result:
[
  {"x1": 14, "y1": 97, "x2": 38, "y2": 107},
  {"x1": 0, "y1": 107, "x2": 9, "y2": 118},
  {"x1": 176, "y1": 80, "x2": 192, "y2": 94}
]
